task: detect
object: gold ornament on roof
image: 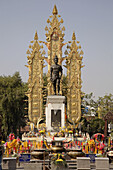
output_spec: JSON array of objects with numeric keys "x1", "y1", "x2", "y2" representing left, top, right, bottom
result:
[
  {"x1": 34, "y1": 31, "x2": 38, "y2": 40},
  {"x1": 52, "y1": 5, "x2": 58, "y2": 15},
  {"x1": 72, "y1": 32, "x2": 76, "y2": 40}
]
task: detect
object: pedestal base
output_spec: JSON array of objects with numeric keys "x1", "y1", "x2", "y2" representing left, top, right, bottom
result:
[{"x1": 46, "y1": 95, "x2": 65, "y2": 131}]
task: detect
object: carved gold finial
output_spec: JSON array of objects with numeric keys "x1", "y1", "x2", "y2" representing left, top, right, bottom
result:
[
  {"x1": 52, "y1": 5, "x2": 58, "y2": 15},
  {"x1": 34, "y1": 31, "x2": 38, "y2": 40},
  {"x1": 72, "y1": 32, "x2": 76, "y2": 40}
]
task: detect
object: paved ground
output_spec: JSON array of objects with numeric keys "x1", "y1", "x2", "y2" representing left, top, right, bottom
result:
[
  {"x1": 2, "y1": 161, "x2": 113, "y2": 170},
  {"x1": 2, "y1": 162, "x2": 113, "y2": 170}
]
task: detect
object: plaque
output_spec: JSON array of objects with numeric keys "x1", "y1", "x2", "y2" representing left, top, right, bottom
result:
[{"x1": 51, "y1": 109, "x2": 61, "y2": 127}]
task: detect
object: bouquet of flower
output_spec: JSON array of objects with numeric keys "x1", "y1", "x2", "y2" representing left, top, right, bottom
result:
[{"x1": 51, "y1": 153, "x2": 67, "y2": 167}]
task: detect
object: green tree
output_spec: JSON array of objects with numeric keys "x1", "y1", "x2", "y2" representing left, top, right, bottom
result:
[
  {"x1": 81, "y1": 116, "x2": 105, "y2": 137},
  {"x1": 88, "y1": 118, "x2": 105, "y2": 137},
  {"x1": 97, "y1": 93, "x2": 113, "y2": 118},
  {"x1": 0, "y1": 72, "x2": 28, "y2": 139},
  {"x1": 80, "y1": 93, "x2": 105, "y2": 137},
  {"x1": 81, "y1": 116, "x2": 90, "y2": 133}
]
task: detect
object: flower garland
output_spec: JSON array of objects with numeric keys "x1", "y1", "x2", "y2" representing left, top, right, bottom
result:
[{"x1": 9, "y1": 133, "x2": 15, "y2": 141}]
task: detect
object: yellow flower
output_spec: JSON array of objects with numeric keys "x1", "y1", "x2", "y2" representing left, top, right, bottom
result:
[
  {"x1": 56, "y1": 158, "x2": 63, "y2": 162},
  {"x1": 39, "y1": 130, "x2": 44, "y2": 133},
  {"x1": 53, "y1": 153, "x2": 57, "y2": 157}
]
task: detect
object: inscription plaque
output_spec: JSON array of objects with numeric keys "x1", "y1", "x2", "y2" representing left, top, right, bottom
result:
[{"x1": 51, "y1": 109, "x2": 61, "y2": 127}]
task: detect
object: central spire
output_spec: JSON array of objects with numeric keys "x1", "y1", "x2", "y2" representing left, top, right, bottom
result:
[
  {"x1": 34, "y1": 31, "x2": 38, "y2": 40},
  {"x1": 52, "y1": 5, "x2": 58, "y2": 15}
]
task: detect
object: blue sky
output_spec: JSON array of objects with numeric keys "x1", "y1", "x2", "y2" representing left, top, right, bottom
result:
[{"x1": 0, "y1": 0, "x2": 113, "y2": 99}]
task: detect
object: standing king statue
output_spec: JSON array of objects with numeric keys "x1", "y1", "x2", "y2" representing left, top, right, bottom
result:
[{"x1": 50, "y1": 55, "x2": 62, "y2": 95}]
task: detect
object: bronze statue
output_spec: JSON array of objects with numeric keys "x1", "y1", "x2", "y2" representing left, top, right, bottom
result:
[{"x1": 50, "y1": 55, "x2": 62, "y2": 95}]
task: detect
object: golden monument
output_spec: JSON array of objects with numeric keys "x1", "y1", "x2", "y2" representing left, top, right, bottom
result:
[{"x1": 26, "y1": 5, "x2": 84, "y2": 126}]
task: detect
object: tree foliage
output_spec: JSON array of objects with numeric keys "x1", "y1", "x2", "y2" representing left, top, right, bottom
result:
[
  {"x1": 97, "y1": 94, "x2": 113, "y2": 118},
  {"x1": 0, "y1": 72, "x2": 27, "y2": 139},
  {"x1": 1, "y1": 71, "x2": 113, "y2": 139},
  {"x1": 81, "y1": 116, "x2": 105, "y2": 137},
  {"x1": 88, "y1": 118, "x2": 105, "y2": 137},
  {"x1": 81, "y1": 93, "x2": 113, "y2": 137}
]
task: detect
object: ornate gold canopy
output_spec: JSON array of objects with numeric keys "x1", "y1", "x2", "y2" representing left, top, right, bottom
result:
[{"x1": 26, "y1": 5, "x2": 84, "y2": 125}]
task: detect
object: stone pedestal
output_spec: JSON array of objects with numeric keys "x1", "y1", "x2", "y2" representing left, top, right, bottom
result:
[
  {"x1": 46, "y1": 95, "x2": 65, "y2": 131},
  {"x1": 77, "y1": 157, "x2": 90, "y2": 170},
  {"x1": 51, "y1": 162, "x2": 69, "y2": 170},
  {"x1": 3, "y1": 157, "x2": 17, "y2": 170},
  {"x1": 95, "y1": 157, "x2": 109, "y2": 170},
  {"x1": 24, "y1": 163, "x2": 42, "y2": 170}
]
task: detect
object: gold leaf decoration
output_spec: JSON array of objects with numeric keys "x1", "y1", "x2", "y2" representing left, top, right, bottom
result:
[
  {"x1": 80, "y1": 50, "x2": 84, "y2": 55},
  {"x1": 30, "y1": 41, "x2": 34, "y2": 43},
  {"x1": 76, "y1": 41, "x2": 80, "y2": 44},
  {"x1": 60, "y1": 18, "x2": 64, "y2": 23},
  {"x1": 41, "y1": 45, "x2": 43, "y2": 48},
  {"x1": 42, "y1": 50, "x2": 46, "y2": 55},
  {"x1": 67, "y1": 45, "x2": 70, "y2": 49},
  {"x1": 62, "y1": 26, "x2": 65, "y2": 31},
  {"x1": 78, "y1": 45, "x2": 81, "y2": 49},
  {"x1": 64, "y1": 50, "x2": 68, "y2": 55},
  {"x1": 45, "y1": 26, "x2": 48, "y2": 31},
  {"x1": 26, "y1": 49, "x2": 30, "y2": 54},
  {"x1": 47, "y1": 19, "x2": 50, "y2": 23}
]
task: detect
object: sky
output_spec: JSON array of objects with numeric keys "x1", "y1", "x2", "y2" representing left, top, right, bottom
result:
[{"x1": 0, "y1": 0, "x2": 113, "y2": 100}]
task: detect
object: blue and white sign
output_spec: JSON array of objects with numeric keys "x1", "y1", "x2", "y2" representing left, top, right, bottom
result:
[{"x1": 19, "y1": 154, "x2": 31, "y2": 162}]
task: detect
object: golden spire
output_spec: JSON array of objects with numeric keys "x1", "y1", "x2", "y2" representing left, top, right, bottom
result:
[
  {"x1": 34, "y1": 31, "x2": 38, "y2": 40},
  {"x1": 52, "y1": 5, "x2": 58, "y2": 15},
  {"x1": 72, "y1": 32, "x2": 76, "y2": 41}
]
